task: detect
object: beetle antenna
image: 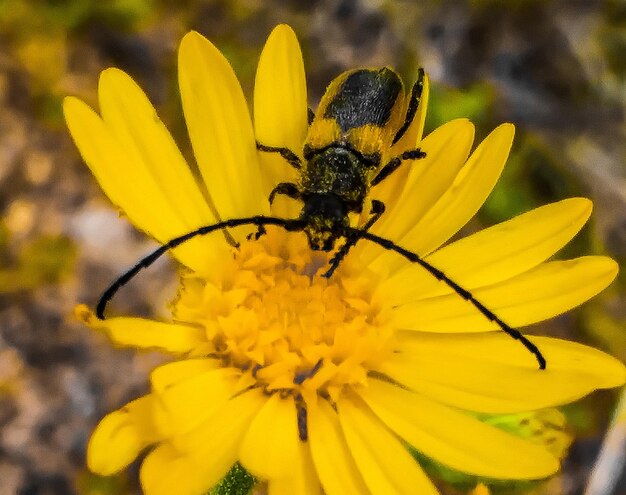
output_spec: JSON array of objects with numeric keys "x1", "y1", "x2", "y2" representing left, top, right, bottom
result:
[
  {"x1": 352, "y1": 228, "x2": 547, "y2": 370},
  {"x1": 96, "y1": 216, "x2": 304, "y2": 320}
]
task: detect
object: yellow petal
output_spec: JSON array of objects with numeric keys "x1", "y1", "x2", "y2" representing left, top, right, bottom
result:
[
  {"x1": 337, "y1": 395, "x2": 439, "y2": 495},
  {"x1": 142, "y1": 390, "x2": 265, "y2": 495},
  {"x1": 178, "y1": 31, "x2": 267, "y2": 225},
  {"x1": 152, "y1": 367, "x2": 240, "y2": 437},
  {"x1": 254, "y1": 24, "x2": 307, "y2": 217},
  {"x1": 239, "y1": 394, "x2": 300, "y2": 478},
  {"x1": 254, "y1": 24, "x2": 307, "y2": 151},
  {"x1": 413, "y1": 72, "x2": 429, "y2": 144},
  {"x1": 307, "y1": 397, "x2": 369, "y2": 495},
  {"x1": 268, "y1": 440, "x2": 322, "y2": 495},
  {"x1": 267, "y1": 460, "x2": 323, "y2": 495},
  {"x1": 375, "y1": 119, "x2": 475, "y2": 238},
  {"x1": 63, "y1": 96, "x2": 175, "y2": 231},
  {"x1": 377, "y1": 332, "x2": 626, "y2": 413},
  {"x1": 87, "y1": 395, "x2": 159, "y2": 475},
  {"x1": 64, "y1": 97, "x2": 222, "y2": 271},
  {"x1": 175, "y1": 388, "x2": 265, "y2": 455},
  {"x1": 393, "y1": 256, "x2": 618, "y2": 332},
  {"x1": 402, "y1": 332, "x2": 626, "y2": 388},
  {"x1": 150, "y1": 358, "x2": 221, "y2": 394},
  {"x1": 383, "y1": 198, "x2": 593, "y2": 304},
  {"x1": 359, "y1": 380, "x2": 560, "y2": 479},
  {"x1": 399, "y1": 123, "x2": 514, "y2": 257},
  {"x1": 374, "y1": 73, "x2": 430, "y2": 213},
  {"x1": 391, "y1": 71, "x2": 430, "y2": 151},
  {"x1": 77, "y1": 308, "x2": 206, "y2": 353},
  {"x1": 174, "y1": 388, "x2": 266, "y2": 474},
  {"x1": 366, "y1": 119, "x2": 474, "y2": 269},
  {"x1": 140, "y1": 443, "x2": 212, "y2": 495},
  {"x1": 98, "y1": 68, "x2": 217, "y2": 232}
]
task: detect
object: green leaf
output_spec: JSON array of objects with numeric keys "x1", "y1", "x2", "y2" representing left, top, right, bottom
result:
[{"x1": 206, "y1": 463, "x2": 256, "y2": 495}]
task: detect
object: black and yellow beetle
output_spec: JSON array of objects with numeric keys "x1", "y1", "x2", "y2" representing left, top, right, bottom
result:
[
  {"x1": 257, "y1": 67, "x2": 426, "y2": 275},
  {"x1": 95, "y1": 67, "x2": 547, "y2": 370}
]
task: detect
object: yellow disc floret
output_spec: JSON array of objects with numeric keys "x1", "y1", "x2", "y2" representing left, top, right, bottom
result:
[{"x1": 172, "y1": 227, "x2": 394, "y2": 403}]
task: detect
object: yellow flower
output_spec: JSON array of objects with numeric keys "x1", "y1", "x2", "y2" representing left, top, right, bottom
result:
[
  {"x1": 470, "y1": 484, "x2": 491, "y2": 495},
  {"x1": 65, "y1": 25, "x2": 625, "y2": 495}
]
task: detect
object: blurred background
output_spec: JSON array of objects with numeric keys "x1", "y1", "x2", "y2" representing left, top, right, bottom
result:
[{"x1": 0, "y1": 0, "x2": 624, "y2": 494}]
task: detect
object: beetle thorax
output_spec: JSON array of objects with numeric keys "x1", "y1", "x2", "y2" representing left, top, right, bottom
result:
[{"x1": 301, "y1": 146, "x2": 369, "y2": 207}]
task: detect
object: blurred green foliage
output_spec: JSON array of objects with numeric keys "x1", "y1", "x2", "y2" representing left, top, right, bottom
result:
[
  {"x1": 425, "y1": 82, "x2": 494, "y2": 133},
  {"x1": 482, "y1": 134, "x2": 580, "y2": 220},
  {"x1": 0, "y1": 0, "x2": 155, "y2": 33},
  {"x1": 0, "y1": 229, "x2": 76, "y2": 293},
  {"x1": 76, "y1": 470, "x2": 133, "y2": 495},
  {"x1": 601, "y1": 0, "x2": 626, "y2": 78},
  {"x1": 0, "y1": 0, "x2": 157, "y2": 123}
]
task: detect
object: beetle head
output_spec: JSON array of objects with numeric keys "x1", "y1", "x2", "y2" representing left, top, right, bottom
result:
[{"x1": 301, "y1": 194, "x2": 348, "y2": 251}]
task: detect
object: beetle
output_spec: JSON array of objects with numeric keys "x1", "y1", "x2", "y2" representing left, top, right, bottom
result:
[
  {"x1": 94, "y1": 67, "x2": 546, "y2": 370},
  {"x1": 257, "y1": 67, "x2": 426, "y2": 276}
]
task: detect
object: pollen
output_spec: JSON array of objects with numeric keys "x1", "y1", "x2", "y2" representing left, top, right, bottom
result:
[{"x1": 172, "y1": 227, "x2": 395, "y2": 403}]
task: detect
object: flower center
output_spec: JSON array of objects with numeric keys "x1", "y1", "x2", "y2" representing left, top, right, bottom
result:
[{"x1": 172, "y1": 228, "x2": 395, "y2": 402}]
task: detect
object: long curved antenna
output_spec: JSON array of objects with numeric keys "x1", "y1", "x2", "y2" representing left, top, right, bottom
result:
[
  {"x1": 96, "y1": 216, "x2": 304, "y2": 320},
  {"x1": 353, "y1": 228, "x2": 547, "y2": 370}
]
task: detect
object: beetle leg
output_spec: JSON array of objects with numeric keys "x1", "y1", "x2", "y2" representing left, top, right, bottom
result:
[
  {"x1": 256, "y1": 141, "x2": 302, "y2": 170},
  {"x1": 244, "y1": 183, "x2": 302, "y2": 242},
  {"x1": 322, "y1": 200, "x2": 385, "y2": 278},
  {"x1": 295, "y1": 395, "x2": 308, "y2": 441},
  {"x1": 269, "y1": 182, "x2": 301, "y2": 204},
  {"x1": 371, "y1": 148, "x2": 426, "y2": 186},
  {"x1": 293, "y1": 358, "x2": 323, "y2": 385},
  {"x1": 392, "y1": 68, "x2": 425, "y2": 145},
  {"x1": 246, "y1": 224, "x2": 267, "y2": 241}
]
